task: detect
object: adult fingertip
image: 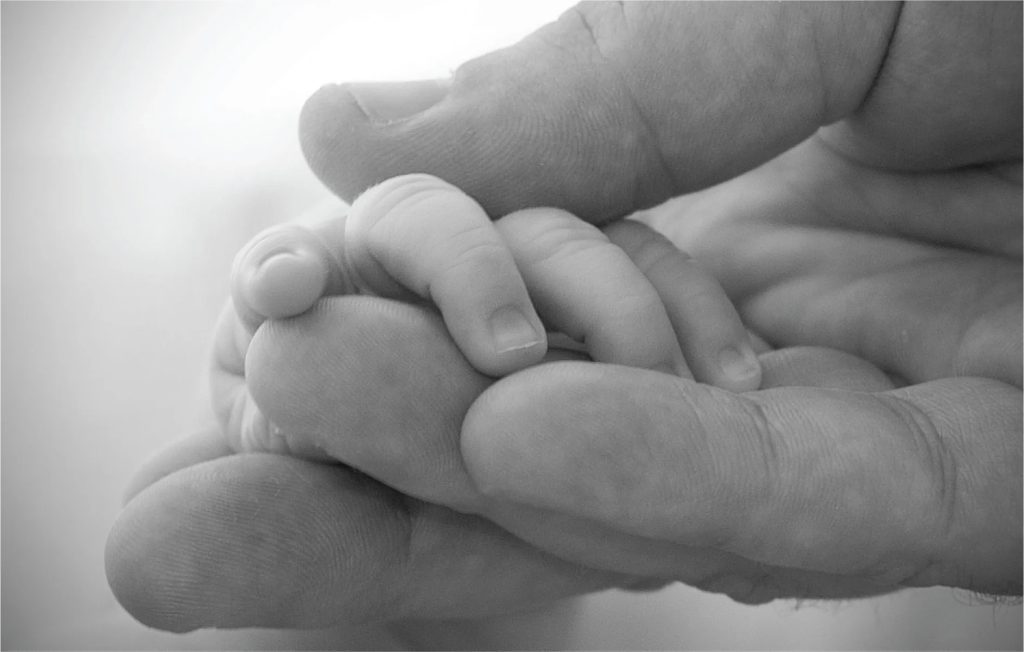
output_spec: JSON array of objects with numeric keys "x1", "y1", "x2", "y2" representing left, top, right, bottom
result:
[
  {"x1": 299, "y1": 84, "x2": 451, "y2": 203},
  {"x1": 120, "y1": 428, "x2": 233, "y2": 506},
  {"x1": 106, "y1": 487, "x2": 211, "y2": 633},
  {"x1": 297, "y1": 12, "x2": 666, "y2": 221},
  {"x1": 107, "y1": 455, "x2": 411, "y2": 633},
  {"x1": 298, "y1": 3, "x2": 894, "y2": 223},
  {"x1": 298, "y1": 84, "x2": 370, "y2": 201}
]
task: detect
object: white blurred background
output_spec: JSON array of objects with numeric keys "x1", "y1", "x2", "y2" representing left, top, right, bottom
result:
[{"x1": 2, "y1": 2, "x2": 1021, "y2": 649}]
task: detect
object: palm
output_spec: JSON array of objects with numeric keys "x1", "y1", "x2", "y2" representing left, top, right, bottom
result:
[{"x1": 645, "y1": 137, "x2": 1022, "y2": 388}]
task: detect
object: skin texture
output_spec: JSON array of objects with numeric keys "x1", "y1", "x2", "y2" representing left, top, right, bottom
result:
[
  {"x1": 107, "y1": 0, "x2": 1021, "y2": 632},
  {"x1": 214, "y1": 176, "x2": 762, "y2": 456}
]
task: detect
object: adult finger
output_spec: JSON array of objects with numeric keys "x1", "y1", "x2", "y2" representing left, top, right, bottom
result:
[
  {"x1": 300, "y1": 3, "x2": 900, "y2": 222},
  {"x1": 496, "y1": 208, "x2": 688, "y2": 376},
  {"x1": 246, "y1": 297, "x2": 907, "y2": 600},
  {"x1": 121, "y1": 426, "x2": 233, "y2": 505},
  {"x1": 105, "y1": 454, "x2": 622, "y2": 632},
  {"x1": 462, "y1": 363, "x2": 1022, "y2": 596}
]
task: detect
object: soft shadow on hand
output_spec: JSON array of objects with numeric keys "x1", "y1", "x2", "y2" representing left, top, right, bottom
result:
[{"x1": 457, "y1": 137, "x2": 1020, "y2": 602}]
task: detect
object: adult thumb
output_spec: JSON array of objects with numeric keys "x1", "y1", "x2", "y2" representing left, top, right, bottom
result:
[{"x1": 299, "y1": 2, "x2": 898, "y2": 223}]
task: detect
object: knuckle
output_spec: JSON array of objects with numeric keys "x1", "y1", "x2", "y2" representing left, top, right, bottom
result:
[
  {"x1": 352, "y1": 174, "x2": 456, "y2": 235},
  {"x1": 433, "y1": 237, "x2": 512, "y2": 283},
  {"x1": 605, "y1": 220, "x2": 693, "y2": 273},
  {"x1": 880, "y1": 395, "x2": 960, "y2": 539},
  {"x1": 597, "y1": 293, "x2": 667, "y2": 338},
  {"x1": 739, "y1": 397, "x2": 785, "y2": 509},
  {"x1": 636, "y1": 238, "x2": 692, "y2": 280},
  {"x1": 871, "y1": 394, "x2": 961, "y2": 583},
  {"x1": 499, "y1": 208, "x2": 609, "y2": 267}
]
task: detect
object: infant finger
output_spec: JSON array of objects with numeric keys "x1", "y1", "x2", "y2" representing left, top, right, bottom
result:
[
  {"x1": 346, "y1": 174, "x2": 546, "y2": 376},
  {"x1": 496, "y1": 209, "x2": 690, "y2": 376},
  {"x1": 605, "y1": 219, "x2": 761, "y2": 392},
  {"x1": 230, "y1": 217, "x2": 352, "y2": 330}
]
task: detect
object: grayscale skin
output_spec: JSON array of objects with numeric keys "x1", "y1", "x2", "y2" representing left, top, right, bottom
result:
[
  {"x1": 107, "y1": 3, "x2": 1021, "y2": 634},
  {"x1": 215, "y1": 173, "x2": 761, "y2": 456}
]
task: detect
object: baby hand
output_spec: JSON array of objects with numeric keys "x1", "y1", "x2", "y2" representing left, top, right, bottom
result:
[{"x1": 213, "y1": 174, "x2": 761, "y2": 454}]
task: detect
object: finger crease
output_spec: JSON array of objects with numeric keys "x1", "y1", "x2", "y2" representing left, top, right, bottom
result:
[
  {"x1": 881, "y1": 395, "x2": 960, "y2": 555},
  {"x1": 746, "y1": 398, "x2": 783, "y2": 508}
]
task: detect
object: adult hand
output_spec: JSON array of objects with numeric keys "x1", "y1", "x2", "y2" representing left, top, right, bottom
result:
[
  {"x1": 295, "y1": 0, "x2": 1020, "y2": 597},
  {"x1": 106, "y1": 0, "x2": 1021, "y2": 633},
  {"x1": 107, "y1": 295, "x2": 903, "y2": 631}
]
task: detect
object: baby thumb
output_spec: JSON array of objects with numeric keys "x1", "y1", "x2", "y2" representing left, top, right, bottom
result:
[{"x1": 299, "y1": 2, "x2": 898, "y2": 224}]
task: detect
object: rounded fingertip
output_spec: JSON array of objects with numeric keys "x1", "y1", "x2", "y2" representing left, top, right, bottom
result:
[
  {"x1": 242, "y1": 249, "x2": 330, "y2": 320},
  {"x1": 716, "y1": 343, "x2": 762, "y2": 392}
]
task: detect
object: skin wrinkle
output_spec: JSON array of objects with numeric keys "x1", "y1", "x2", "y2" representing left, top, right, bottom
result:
[
  {"x1": 744, "y1": 395, "x2": 783, "y2": 525},
  {"x1": 839, "y1": 259, "x2": 947, "y2": 379},
  {"x1": 502, "y1": 219, "x2": 608, "y2": 270},
  {"x1": 804, "y1": 4, "x2": 833, "y2": 123},
  {"x1": 660, "y1": 380, "x2": 768, "y2": 548},
  {"x1": 741, "y1": 391, "x2": 839, "y2": 569},
  {"x1": 569, "y1": 3, "x2": 682, "y2": 212},
  {"x1": 847, "y1": 1, "x2": 906, "y2": 118},
  {"x1": 614, "y1": 223, "x2": 696, "y2": 278},
  {"x1": 805, "y1": 141, "x2": 1022, "y2": 257},
  {"x1": 742, "y1": 248, "x2": 1005, "y2": 386},
  {"x1": 430, "y1": 239, "x2": 511, "y2": 294},
  {"x1": 874, "y1": 392, "x2": 959, "y2": 584},
  {"x1": 899, "y1": 379, "x2": 1023, "y2": 592},
  {"x1": 952, "y1": 276, "x2": 1023, "y2": 385},
  {"x1": 362, "y1": 183, "x2": 448, "y2": 295}
]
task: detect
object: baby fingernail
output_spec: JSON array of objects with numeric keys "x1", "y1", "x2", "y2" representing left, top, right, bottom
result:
[
  {"x1": 489, "y1": 305, "x2": 544, "y2": 354},
  {"x1": 718, "y1": 344, "x2": 760, "y2": 384},
  {"x1": 245, "y1": 250, "x2": 328, "y2": 319}
]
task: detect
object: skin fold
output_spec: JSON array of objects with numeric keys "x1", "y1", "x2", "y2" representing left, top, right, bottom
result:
[{"x1": 107, "y1": 1, "x2": 1021, "y2": 632}]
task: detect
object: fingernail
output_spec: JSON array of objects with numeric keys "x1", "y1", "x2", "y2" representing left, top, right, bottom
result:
[
  {"x1": 346, "y1": 79, "x2": 449, "y2": 124},
  {"x1": 718, "y1": 344, "x2": 760, "y2": 384},
  {"x1": 489, "y1": 305, "x2": 544, "y2": 354},
  {"x1": 244, "y1": 249, "x2": 328, "y2": 320}
]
